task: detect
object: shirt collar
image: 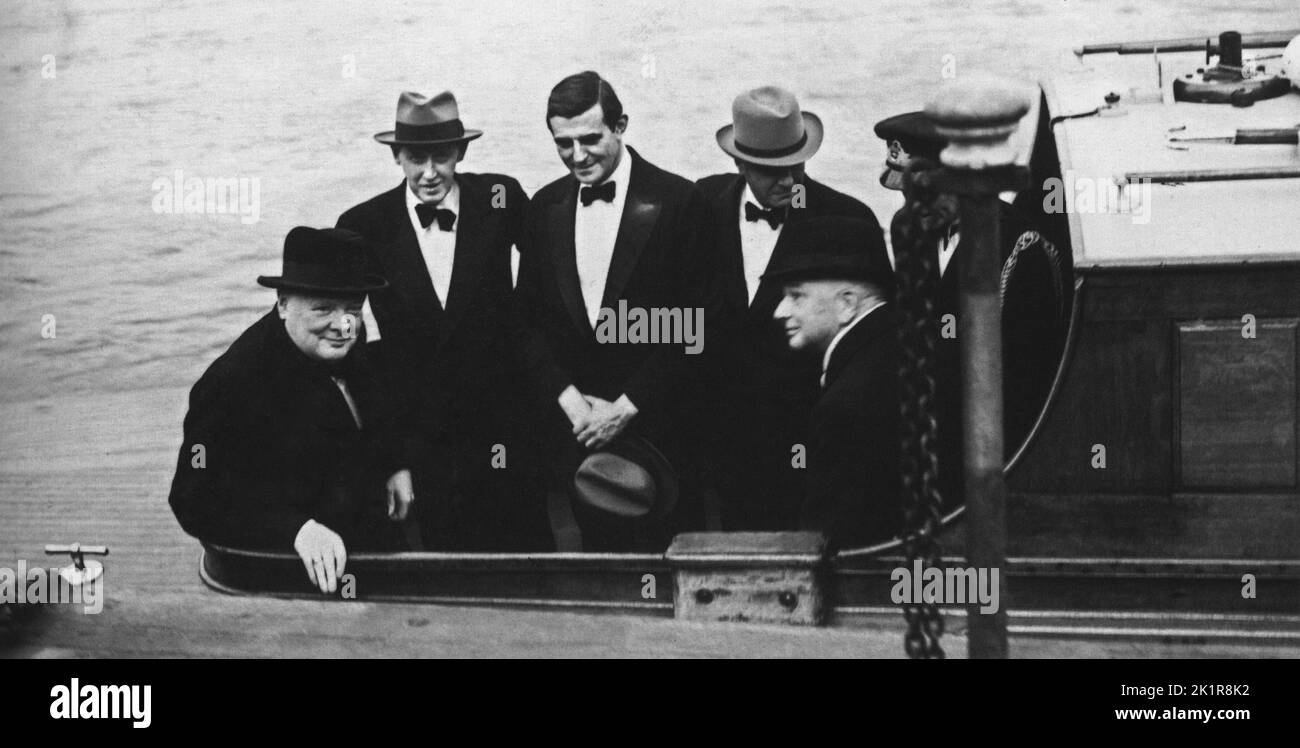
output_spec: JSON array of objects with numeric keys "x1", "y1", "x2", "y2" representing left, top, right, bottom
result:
[
  {"x1": 821, "y1": 300, "x2": 887, "y2": 384},
  {"x1": 739, "y1": 181, "x2": 788, "y2": 230}
]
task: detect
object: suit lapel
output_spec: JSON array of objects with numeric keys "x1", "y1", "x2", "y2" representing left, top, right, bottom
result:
[
  {"x1": 440, "y1": 178, "x2": 484, "y2": 343},
  {"x1": 747, "y1": 177, "x2": 832, "y2": 319},
  {"x1": 747, "y1": 178, "x2": 824, "y2": 319},
  {"x1": 547, "y1": 180, "x2": 590, "y2": 333},
  {"x1": 600, "y1": 152, "x2": 661, "y2": 310},
  {"x1": 714, "y1": 175, "x2": 748, "y2": 310},
  {"x1": 748, "y1": 235, "x2": 795, "y2": 321},
  {"x1": 384, "y1": 185, "x2": 444, "y2": 328}
]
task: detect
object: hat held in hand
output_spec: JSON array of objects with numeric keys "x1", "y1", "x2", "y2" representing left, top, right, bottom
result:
[{"x1": 573, "y1": 436, "x2": 678, "y2": 519}]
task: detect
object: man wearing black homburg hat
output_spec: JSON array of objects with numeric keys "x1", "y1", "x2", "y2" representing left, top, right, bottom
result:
[
  {"x1": 169, "y1": 227, "x2": 410, "y2": 593},
  {"x1": 767, "y1": 216, "x2": 902, "y2": 549},
  {"x1": 338, "y1": 91, "x2": 551, "y2": 551},
  {"x1": 696, "y1": 86, "x2": 886, "y2": 533}
]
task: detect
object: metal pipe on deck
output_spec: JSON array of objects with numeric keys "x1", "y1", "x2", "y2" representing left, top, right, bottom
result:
[
  {"x1": 1075, "y1": 29, "x2": 1300, "y2": 57},
  {"x1": 1125, "y1": 165, "x2": 1300, "y2": 184}
]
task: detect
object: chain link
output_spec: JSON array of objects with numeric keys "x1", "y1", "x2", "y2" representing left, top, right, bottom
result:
[{"x1": 893, "y1": 172, "x2": 950, "y2": 660}]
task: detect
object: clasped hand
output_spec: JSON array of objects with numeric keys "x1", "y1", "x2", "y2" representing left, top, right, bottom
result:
[{"x1": 559, "y1": 386, "x2": 638, "y2": 450}]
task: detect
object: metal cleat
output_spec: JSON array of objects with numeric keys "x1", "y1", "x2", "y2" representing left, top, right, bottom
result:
[{"x1": 44, "y1": 543, "x2": 109, "y2": 587}]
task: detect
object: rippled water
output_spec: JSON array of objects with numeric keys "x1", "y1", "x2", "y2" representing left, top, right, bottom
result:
[{"x1": 1, "y1": 0, "x2": 1295, "y2": 404}]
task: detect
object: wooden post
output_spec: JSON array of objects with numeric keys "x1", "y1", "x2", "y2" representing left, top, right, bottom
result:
[{"x1": 925, "y1": 75, "x2": 1031, "y2": 659}]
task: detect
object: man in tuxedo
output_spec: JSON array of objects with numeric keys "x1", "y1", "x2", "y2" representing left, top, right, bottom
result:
[
  {"x1": 767, "y1": 217, "x2": 901, "y2": 550},
  {"x1": 696, "y1": 86, "x2": 885, "y2": 532},
  {"x1": 875, "y1": 111, "x2": 1068, "y2": 508},
  {"x1": 337, "y1": 90, "x2": 550, "y2": 551},
  {"x1": 169, "y1": 227, "x2": 410, "y2": 593},
  {"x1": 515, "y1": 71, "x2": 712, "y2": 550}
]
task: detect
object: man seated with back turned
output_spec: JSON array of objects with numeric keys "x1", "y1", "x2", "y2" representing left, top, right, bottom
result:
[
  {"x1": 767, "y1": 216, "x2": 902, "y2": 549},
  {"x1": 168, "y1": 227, "x2": 414, "y2": 593}
]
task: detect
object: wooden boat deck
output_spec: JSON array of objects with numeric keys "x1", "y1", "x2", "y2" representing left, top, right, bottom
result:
[{"x1": 1, "y1": 388, "x2": 1295, "y2": 658}]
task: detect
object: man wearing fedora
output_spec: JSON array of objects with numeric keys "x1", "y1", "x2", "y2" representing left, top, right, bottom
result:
[
  {"x1": 696, "y1": 86, "x2": 886, "y2": 533},
  {"x1": 337, "y1": 90, "x2": 550, "y2": 552},
  {"x1": 874, "y1": 110, "x2": 1068, "y2": 508},
  {"x1": 766, "y1": 216, "x2": 902, "y2": 549},
  {"x1": 169, "y1": 227, "x2": 410, "y2": 594},
  {"x1": 514, "y1": 71, "x2": 712, "y2": 550}
]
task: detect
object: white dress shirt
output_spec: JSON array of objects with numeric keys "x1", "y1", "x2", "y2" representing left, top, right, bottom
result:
[
  {"x1": 938, "y1": 227, "x2": 959, "y2": 278},
  {"x1": 574, "y1": 145, "x2": 633, "y2": 327},
  {"x1": 406, "y1": 182, "x2": 460, "y2": 305},
  {"x1": 821, "y1": 300, "x2": 887, "y2": 387},
  {"x1": 737, "y1": 183, "x2": 784, "y2": 305},
  {"x1": 362, "y1": 183, "x2": 461, "y2": 341}
]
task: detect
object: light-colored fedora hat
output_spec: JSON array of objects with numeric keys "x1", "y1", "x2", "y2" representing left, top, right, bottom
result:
[
  {"x1": 573, "y1": 436, "x2": 678, "y2": 520},
  {"x1": 374, "y1": 90, "x2": 484, "y2": 146},
  {"x1": 716, "y1": 86, "x2": 823, "y2": 167}
]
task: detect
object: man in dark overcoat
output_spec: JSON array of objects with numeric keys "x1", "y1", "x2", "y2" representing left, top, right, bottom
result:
[
  {"x1": 767, "y1": 216, "x2": 902, "y2": 549},
  {"x1": 169, "y1": 227, "x2": 410, "y2": 593}
]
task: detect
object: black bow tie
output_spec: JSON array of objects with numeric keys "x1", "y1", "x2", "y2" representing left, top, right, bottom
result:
[
  {"x1": 415, "y1": 203, "x2": 457, "y2": 231},
  {"x1": 745, "y1": 201, "x2": 786, "y2": 229},
  {"x1": 579, "y1": 181, "x2": 616, "y2": 207}
]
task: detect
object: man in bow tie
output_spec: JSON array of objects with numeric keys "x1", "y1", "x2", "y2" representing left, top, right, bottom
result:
[
  {"x1": 514, "y1": 71, "x2": 713, "y2": 550},
  {"x1": 695, "y1": 86, "x2": 886, "y2": 532},
  {"x1": 336, "y1": 90, "x2": 551, "y2": 551}
]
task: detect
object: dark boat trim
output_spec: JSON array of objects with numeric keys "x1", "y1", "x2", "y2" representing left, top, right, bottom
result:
[{"x1": 199, "y1": 544, "x2": 1300, "y2": 641}]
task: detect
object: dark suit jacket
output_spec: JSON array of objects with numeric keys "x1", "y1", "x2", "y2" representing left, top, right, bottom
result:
[
  {"x1": 802, "y1": 305, "x2": 902, "y2": 549},
  {"x1": 169, "y1": 310, "x2": 399, "y2": 550},
  {"x1": 694, "y1": 172, "x2": 885, "y2": 530},
  {"x1": 337, "y1": 173, "x2": 528, "y2": 448},
  {"x1": 515, "y1": 148, "x2": 711, "y2": 460},
  {"x1": 337, "y1": 174, "x2": 548, "y2": 549}
]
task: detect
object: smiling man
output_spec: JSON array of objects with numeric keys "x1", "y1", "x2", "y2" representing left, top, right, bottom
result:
[
  {"x1": 514, "y1": 71, "x2": 713, "y2": 550},
  {"x1": 169, "y1": 227, "x2": 412, "y2": 593},
  {"x1": 695, "y1": 86, "x2": 887, "y2": 533},
  {"x1": 766, "y1": 216, "x2": 901, "y2": 549}
]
